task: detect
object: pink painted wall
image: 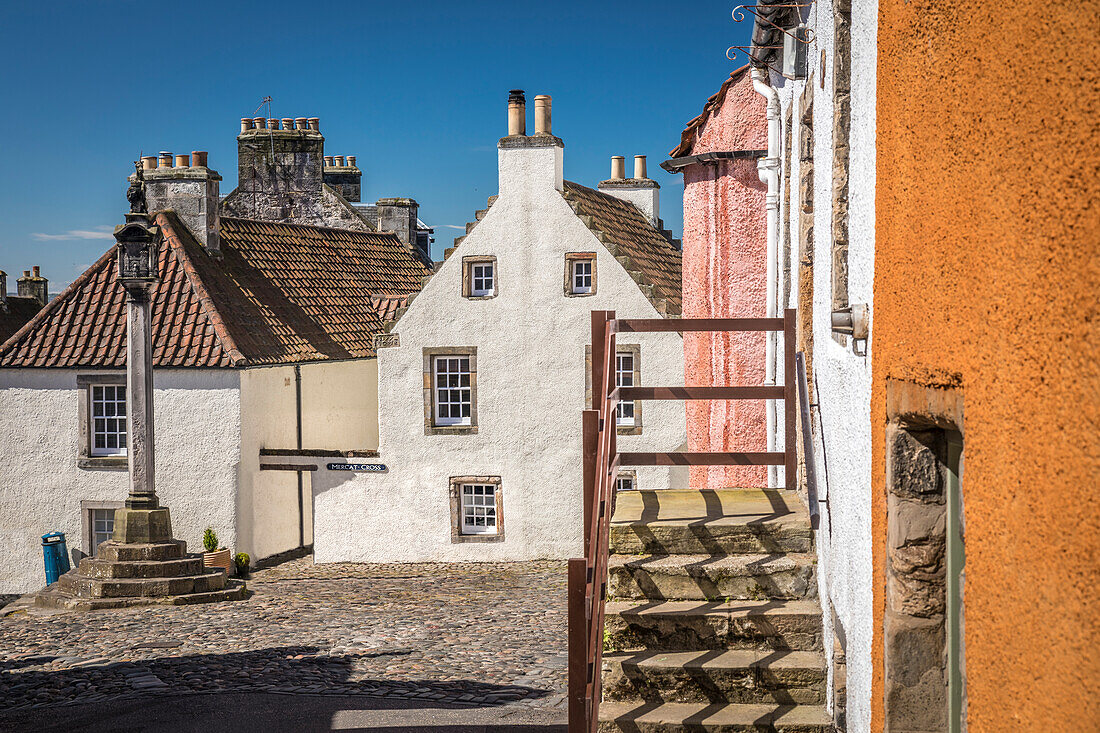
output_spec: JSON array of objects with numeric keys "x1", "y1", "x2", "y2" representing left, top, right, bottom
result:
[{"x1": 679, "y1": 71, "x2": 769, "y2": 488}]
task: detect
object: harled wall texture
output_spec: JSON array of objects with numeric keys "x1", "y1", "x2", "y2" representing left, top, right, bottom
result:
[
  {"x1": 680, "y1": 71, "x2": 769, "y2": 489},
  {"x1": 873, "y1": 0, "x2": 1100, "y2": 728}
]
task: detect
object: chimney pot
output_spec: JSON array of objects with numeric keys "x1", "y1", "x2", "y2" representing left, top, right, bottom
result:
[
  {"x1": 533, "y1": 95, "x2": 552, "y2": 135},
  {"x1": 281, "y1": 117, "x2": 293, "y2": 130},
  {"x1": 23, "y1": 271, "x2": 30, "y2": 278},
  {"x1": 610, "y1": 156, "x2": 625, "y2": 181},
  {"x1": 158, "y1": 152, "x2": 173, "y2": 169},
  {"x1": 141, "y1": 156, "x2": 158, "y2": 171},
  {"x1": 33, "y1": 266, "x2": 40, "y2": 278},
  {"x1": 633, "y1": 155, "x2": 647, "y2": 180},
  {"x1": 253, "y1": 116, "x2": 266, "y2": 129},
  {"x1": 507, "y1": 89, "x2": 526, "y2": 136},
  {"x1": 191, "y1": 150, "x2": 208, "y2": 167},
  {"x1": 295, "y1": 117, "x2": 307, "y2": 130},
  {"x1": 324, "y1": 156, "x2": 334, "y2": 167},
  {"x1": 241, "y1": 117, "x2": 253, "y2": 132},
  {"x1": 267, "y1": 118, "x2": 279, "y2": 130},
  {"x1": 334, "y1": 155, "x2": 345, "y2": 167},
  {"x1": 307, "y1": 117, "x2": 320, "y2": 131},
  {"x1": 347, "y1": 155, "x2": 356, "y2": 168},
  {"x1": 175, "y1": 154, "x2": 190, "y2": 168}
]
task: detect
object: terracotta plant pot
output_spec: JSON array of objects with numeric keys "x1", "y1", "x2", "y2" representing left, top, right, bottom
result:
[{"x1": 202, "y1": 548, "x2": 233, "y2": 576}]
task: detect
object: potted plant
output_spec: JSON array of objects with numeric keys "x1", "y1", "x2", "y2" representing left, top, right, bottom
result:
[
  {"x1": 233, "y1": 552, "x2": 251, "y2": 579},
  {"x1": 201, "y1": 527, "x2": 233, "y2": 575}
]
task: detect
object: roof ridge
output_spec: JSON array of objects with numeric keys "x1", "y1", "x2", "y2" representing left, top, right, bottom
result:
[
  {"x1": 155, "y1": 212, "x2": 248, "y2": 366},
  {"x1": 219, "y1": 213, "x2": 400, "y2": 242},
  {"x1": 0, "y1": 244, "x2": 116, "y2": 358}
]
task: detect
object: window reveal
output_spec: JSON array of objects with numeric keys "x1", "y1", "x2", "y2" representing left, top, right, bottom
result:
[
  {"x1": 434, "y1": 356, "x2": 472, "y2": 426},
  {"x1": 91, "y1": 385, "x2": 127, "y2": 456},
  {"x1": 471, "y1": 261, "x2": 495, "y2": 297},
  {"x1": 572, "y1": 259, "x2": 593, "y2": 293},
  {"x1": 616, "y1": 352, "x2": 635, "y2": 426},
  {"x1": 461, "y1": 483, "x2": 498, "y2": 535}
]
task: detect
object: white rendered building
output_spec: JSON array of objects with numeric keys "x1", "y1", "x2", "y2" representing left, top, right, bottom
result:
[{"x1": 311, "y1": 93, "x2": 688, "y2": 563}]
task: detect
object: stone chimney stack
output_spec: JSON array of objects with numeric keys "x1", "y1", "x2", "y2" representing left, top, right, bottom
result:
[
  {"x1": 499, "y1": 89, "x2": 564, "y2": 195},
  {"x1": 17, "y1": 266, "x2": 48, "y2": 307},
  {"x1": 233, "y1": 115, "x2": 325, "y2": 221},
  {"x1": 0, "y1": 270, "x2": 7, "y2": 312},
  {"x1": 598, "y1": 154, "x2": 660, "y2": 228},
  {"x1": 323, "y1": 154, "x2": 362, "y2": 203},
  {"x1": 376, "y1": 197, "x2": 420, "y2": 250},
  {"x1": 139, "y1": 150, "x2": 222, "y2": 252}
]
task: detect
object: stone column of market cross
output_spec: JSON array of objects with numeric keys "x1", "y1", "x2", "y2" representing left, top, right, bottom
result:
[{"x1": 110, "y1": 163, "x2": 172, "y2": 544}]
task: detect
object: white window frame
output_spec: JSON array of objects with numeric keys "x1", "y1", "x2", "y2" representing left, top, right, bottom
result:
[
  {"x1": 90, "y1": 383, "x2": 128, "y2": 457},
  {"x1": 616, "y1": 473, "x2": 636, "y2": 492},
  {"x1": 433, "y1": 355, "x2": 473, "y2": 427},
  {"x1": 616, "y1": 351, "x2": 636, "y2": 427},
  {"x1": 80, "y1": 500, "x2": 123, "y2": 555},
  {"x1": 460, "y1": 483, "x2": 499, "y2": 535},
  {"x1": 471, "y1": 261, "x2": 495, "y2": 297},
  {"x1": 91, "y1": 508, "x2": 116, "y2": 548},
  {"x1": 572, "y1": 259, "x2": 593, "y2": 294}
]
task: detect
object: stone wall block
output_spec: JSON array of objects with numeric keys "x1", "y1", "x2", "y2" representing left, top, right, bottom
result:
[
  {"x1": 884, "y1": 612, "x2": 947, "y2": 731},
  {"x1": 888, "y1": 429, "x2": 946, "y2": 501}
]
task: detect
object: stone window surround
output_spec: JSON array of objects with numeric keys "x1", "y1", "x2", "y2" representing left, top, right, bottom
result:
[
  {"x1": 584, "y1": 343, "x2": 642, "y2": 435},
  {"x1": 80, "y1": 499, "x2": 124, "y2": 558},
  {"x1": 564, "y1": 252, "x2": 598, "y2": 297},
  {"x1": 77, "y1": 373, "x2": 128, "y2": 470},
  {"x1": 423, "y1": 347, "x2": 478, "y2": 435},
  {"x1": 461, "y1": 255, "x2": 498, "y2": 299},
  {"x1": 884, "y1": 378, "x2": 966, "y2": 733},
  {"x1": 449, "y1": 475, "x2": 504, "y2": 543}
]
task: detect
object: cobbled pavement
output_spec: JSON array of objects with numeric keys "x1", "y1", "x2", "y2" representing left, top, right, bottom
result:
[{"x1": 0, "y1": 557, "x2": 567, "y2": 715}]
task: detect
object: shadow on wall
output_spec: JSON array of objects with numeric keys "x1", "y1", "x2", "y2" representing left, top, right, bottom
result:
[{"x1": 0, "y1": 645, "x2": 556, "y2": 732}]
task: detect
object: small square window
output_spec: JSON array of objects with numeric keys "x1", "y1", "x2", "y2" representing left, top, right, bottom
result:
[
  {"x1": 450, "y1": 476, "x2": 504, "y2": 542},
  {"x1": 565, "y1": 254, "x2": 597, "y2": 296},
  {"x1": 616, "y1": 473, "x2": 636, "y2": 492},
  {"x1": 463, "y1": 257, "x2": 498, "y2": 298}
]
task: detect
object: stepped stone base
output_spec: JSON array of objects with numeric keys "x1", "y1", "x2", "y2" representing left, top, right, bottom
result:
[{"x1": 34, "y1": 539, "x2": 246, "y2": 611}]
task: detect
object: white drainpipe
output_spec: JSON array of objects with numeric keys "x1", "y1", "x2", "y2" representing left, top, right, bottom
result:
[{"x1": 752, "y1": 67, "x2": 781, "y2": 487}]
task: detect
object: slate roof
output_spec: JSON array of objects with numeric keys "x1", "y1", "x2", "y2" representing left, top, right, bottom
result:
[
  {"x1": 669, "y1": 65, "x2": 751, "y2": 158},
  {"x1": 0, "y1": 213, "x2": 431, "y2": 369},
  {"x1": 0, "y1": 296, "x2": 43, "y2": 345},
  {"x1": 561, "y1": 181, "x2": 682, "y2": 314}
]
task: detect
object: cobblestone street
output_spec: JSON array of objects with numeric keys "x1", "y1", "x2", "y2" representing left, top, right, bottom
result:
[{"x1": 0, "y1": 557, "x2": 567, "y2": 725}]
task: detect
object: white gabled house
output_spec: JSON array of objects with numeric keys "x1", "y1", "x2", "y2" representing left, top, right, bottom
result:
[{"x1": 311, "y1": 92, "x2": 688, "y2": 563}]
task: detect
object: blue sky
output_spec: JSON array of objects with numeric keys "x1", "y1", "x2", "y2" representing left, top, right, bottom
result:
[{"x1": 0, "y1": 1, "x2": 753, "y2": 291}]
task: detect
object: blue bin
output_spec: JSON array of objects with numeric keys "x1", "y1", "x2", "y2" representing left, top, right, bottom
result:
[{"x1": 41, "y1": 532, "x2": 71, "y2": 585}]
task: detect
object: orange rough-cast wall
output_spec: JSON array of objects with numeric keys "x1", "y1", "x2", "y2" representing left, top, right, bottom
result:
[{"x1": 873, "y1": 0, "x2": 1100, "y2": 729}]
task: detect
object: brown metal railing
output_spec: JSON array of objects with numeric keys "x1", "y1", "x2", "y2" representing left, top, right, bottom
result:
[{"x1": 567, "y1": 308, "x2": 807, "y2": 732}]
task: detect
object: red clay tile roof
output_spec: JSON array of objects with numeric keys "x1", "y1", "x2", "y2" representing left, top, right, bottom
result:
[
  {"x1": 0, "y1": 212, "x2": 431, "y2": 369},
  {"x1": 669, "y1": 64, "x2": 751, "y2": 158},
  {"x1": 369, "y1": 293, "x2": 411, "y2": 323},
  {"x1": 0, "y1": 296, "x2": 44, "y2": 345},
  {"x1": 561, "y1": 181, "x2": 682, "y2": 315}
]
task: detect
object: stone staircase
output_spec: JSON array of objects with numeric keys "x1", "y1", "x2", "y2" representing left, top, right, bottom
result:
[
  {"x1": 36, "y1": 540, "x2": 245, "y2": 611},
  {"x1": 599, "y1": 488, "x2": 833, "y2": 732}
]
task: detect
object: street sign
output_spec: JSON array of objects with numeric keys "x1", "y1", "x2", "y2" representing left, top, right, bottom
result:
[{"x1": 326, "y1": 463, "x2": 388, "y2": 472}]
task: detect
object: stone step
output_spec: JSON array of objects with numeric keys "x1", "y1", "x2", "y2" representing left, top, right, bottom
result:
[
  {"x1": 57, "y1": 570, "x2": 227, "y2": 599},
  {"x1": 598, "y1": 701, "x2": 833, "y2": 732},
  {"x1": 35, "y1": 582, "x2": 247, "y2": 611},
  {"x1": 475, "y1": 208, "x2": 489, "y2": 221},
  {"x1": 465, "y1": 221, "x2": 478, "y2": 234},
  {"x1": 607, "y1": 554, "x2": 817, "y2": 602},
  {"x1": 611, "y1": 489, "x2": 811, "y2": 555},
  {"x1": 603, "y1": 649, "x2": 826, "y2": 705},
  {"x1": 605, "y1": 600, "x2": 823, "y2": 652},
  {"x1": 96, "y1": 540, "x2": 186, "y2": 562},
  {"x1": 77, "y1": 557, "x2": 205, "y2": 579}
]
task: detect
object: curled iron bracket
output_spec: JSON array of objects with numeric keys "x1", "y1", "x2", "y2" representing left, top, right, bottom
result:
[
  {"x1": 732, "y1": 4, "x2": 816, "y2": 43},
  {"x1": 726, "y1": 44, "x2": 789, "y2": 77}
]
